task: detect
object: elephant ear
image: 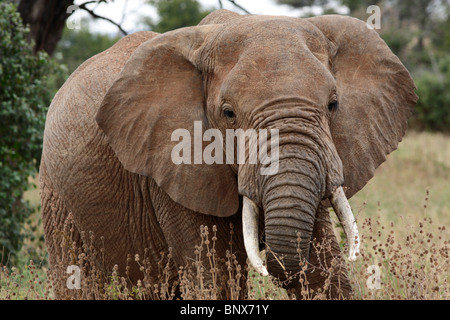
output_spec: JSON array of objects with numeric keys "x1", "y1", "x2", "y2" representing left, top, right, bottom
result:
[
  {"x1": 96, "y1": 25, "x2": 239, "y2": 217},
  {"x1": 307, "y1": 15, "x2": 418, "y2": 198}
]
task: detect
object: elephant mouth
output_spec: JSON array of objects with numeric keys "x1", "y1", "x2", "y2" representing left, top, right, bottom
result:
[{"x1": 242, "y1": 186, "x2": 360, "y2": 276}]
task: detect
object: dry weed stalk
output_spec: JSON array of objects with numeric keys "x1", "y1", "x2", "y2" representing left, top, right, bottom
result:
[{"x1": 348, "y1": 214, "x2": 448, "y2": 300}]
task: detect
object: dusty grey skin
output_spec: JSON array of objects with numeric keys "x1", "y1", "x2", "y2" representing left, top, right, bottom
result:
[{"x1": 40, "y1": 9, "x2": 417, "y2": 299}]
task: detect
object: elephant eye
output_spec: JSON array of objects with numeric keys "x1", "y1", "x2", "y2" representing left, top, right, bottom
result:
[
  {"x1": 328, "y1": 100, "x2": 339, "y2": 112},
  {"x1": 223, "y1": 108, "x2": 236, "y2": 119}
]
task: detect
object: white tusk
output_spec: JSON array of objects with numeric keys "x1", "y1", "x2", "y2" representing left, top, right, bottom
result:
[
  {"x1": 242, "y1": 197, "x2": 269, "y2": 276},
  {"x1": 330, "y1": 187, "x2": 360, "y2": 261}
]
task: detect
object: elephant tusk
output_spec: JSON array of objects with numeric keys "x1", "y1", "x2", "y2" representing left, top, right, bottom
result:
[
  {"x1": 242, "y1": 197, "x2": 269, "y2": 276},
  {"x1": 330, "y1": 186, "x2": 360, "y2": 261}
]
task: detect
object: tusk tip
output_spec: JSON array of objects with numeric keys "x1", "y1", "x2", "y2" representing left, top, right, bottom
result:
[
  {"x1": 348, "y1": 255, "x2": 357, "y2": 262},
  {"x1": 259, "y1": 266, "x2": 269, "y2": 277},
  {"x1": 252, "y1": 262, "x2": 268, "y2": 276},
  {"x1": 348, "y1": 247, "x2": 360, "y2": 262}
]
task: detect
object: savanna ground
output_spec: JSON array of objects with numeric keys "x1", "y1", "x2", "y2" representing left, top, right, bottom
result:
[{"x1": 0, "y1": 131, "x2": 448, "y2": 300}]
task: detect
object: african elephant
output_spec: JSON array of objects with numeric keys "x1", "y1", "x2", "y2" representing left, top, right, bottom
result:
[{"x1": 40, "y1": 9, "x2": 417, "y2": 299}]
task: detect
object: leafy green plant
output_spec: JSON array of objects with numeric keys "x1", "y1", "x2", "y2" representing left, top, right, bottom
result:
[
  {"x1": 412, "y1": 56, "x2": 450, "y2": 132},
  {"x1": 0, "y1": 1, "x2": 61, "y2": 264},
  {"x1": 143, "y1": 0, "x2": 212, "y2": 33},
  {"x1": 55, "y1": 20, "x2": 120, "y2": 74}
]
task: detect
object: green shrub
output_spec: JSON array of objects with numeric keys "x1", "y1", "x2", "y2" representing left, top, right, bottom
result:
[
  {"x1": 56, "y1": 21, "x2": 120, "y2": 74},
  {"x1": 381, "y1": 27, "x2": 413, "y2": 58},
  {"x1": 411, "y1": 56, "x2": 450, "y2": 132},
  {"x1": 0, "y1": 1, "x2": 60, "y2": 264}
]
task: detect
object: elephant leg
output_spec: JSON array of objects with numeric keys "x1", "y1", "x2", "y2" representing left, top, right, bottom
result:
[
  {"x1": 296, "y1": 204, "x2": 352, "y2": 300},
  {"x1": 162, "y1": 211, "x2": 247, "y2": 299},
  {"x1": 40, "y1": 162, "x2": 84, "y2": 299},
  {"x1": 150, "y1": 181, "x2": 247, "y2": 299}
]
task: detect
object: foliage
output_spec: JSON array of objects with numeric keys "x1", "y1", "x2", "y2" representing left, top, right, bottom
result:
[
  {"x1": 339, "y1": 0, "x2": 378, "y2": 12},
  {"x1": 412, "y1": 56, "x2": 450, "y2": 132},
  {"x1": 0, "y1": 1, "x2": 60, "y2": 264},
  {"x1": 277, "y1": 0, "x2": 328, "y2": 6},
  {"x1": 143, "y1": 0, "x2": 212, "y2": 33},
  {"x1": 55, "y1": 19, "x2": 121, "y2": 74},
  {"x1": 276, "y1": 0, "x2": 376, "y2": 12},
  {"x1": 380, "y1": 27, "x2": 413, "y2": 57},
  {"x1": 429, "y1": 11, "x2": 450, "y2": 57}
]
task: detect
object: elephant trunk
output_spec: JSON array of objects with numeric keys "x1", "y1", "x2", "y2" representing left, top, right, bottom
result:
[
  {"x1": 241, "y1": 127, "x2": 360, "y2": 285},
  {"x1": 243, "y1": 185, "x2": 360, "y2": 285},
  {"x1": 262, "y1": 151, "x2": 324, "y2": 284}
]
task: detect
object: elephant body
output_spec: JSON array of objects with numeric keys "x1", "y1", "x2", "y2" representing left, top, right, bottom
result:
[
  {"x1": 40, "y1": 10, "x2": 417, "y2": 299},
  {"x1": 40, "y1": 31, "x2": 247, "y2": 297}
]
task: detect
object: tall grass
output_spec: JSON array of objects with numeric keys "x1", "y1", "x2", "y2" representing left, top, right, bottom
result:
[
  {"x1": 1, "y1": 131, "x2": 448, "y2": 300},
  {"x1": 350, "y1": 131, "x2": 449, "y2": 230}
]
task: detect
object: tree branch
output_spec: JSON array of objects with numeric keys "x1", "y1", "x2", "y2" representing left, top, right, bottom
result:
[
  {"x1": 227, "y1": 0, "x2": 251, "y2": 14},
  {"x1": 78, "y1": 2, "x2": 128, "y2": 35},
  {"x1": 78, "y1": 0, "x2": 103, "y2": 7}
]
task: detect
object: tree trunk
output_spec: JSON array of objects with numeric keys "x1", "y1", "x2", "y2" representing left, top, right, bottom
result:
[{"x1": 18, "y1": 0, "x2": 74, "y2": 55}]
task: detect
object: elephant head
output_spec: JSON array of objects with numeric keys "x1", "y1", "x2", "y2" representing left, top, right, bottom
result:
[{"x1": 96, "y1": 10, "x2": 417, "y2": 283}]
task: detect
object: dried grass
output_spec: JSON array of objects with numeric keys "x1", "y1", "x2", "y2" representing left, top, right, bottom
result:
[{"x1": 1, "y1": 203, "x2": 447, "y2": 300}]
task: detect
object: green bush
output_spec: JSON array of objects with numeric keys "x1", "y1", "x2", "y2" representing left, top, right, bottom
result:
[
  {"x1": 56, "y1": 20, "x2": 120, "y2": 74},
  {"x1": 381, "y1": 27, "x2": 413, "y2": 58},
  {"x1": 412, "y1": 56, "x2": 450, "y2": 132},
  {"x1": 0, "y1": 1, "x2": 60, "y2": 264},
  {"x1": 143, "y1": 0, "x2": 212, "y2": 33}
]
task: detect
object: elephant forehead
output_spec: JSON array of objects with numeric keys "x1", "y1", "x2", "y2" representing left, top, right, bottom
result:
[
  {"x1": 207, "y1": 16, "x2": 334, "y2": 95},
  {"x1": 217, "y1": 47, "x2": 334, "y2": 109},
  {"x1": 212, "y1": 15, "x2": 327, "y2": 56}
]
